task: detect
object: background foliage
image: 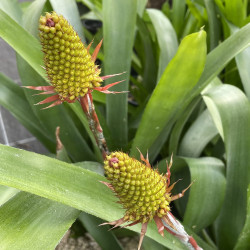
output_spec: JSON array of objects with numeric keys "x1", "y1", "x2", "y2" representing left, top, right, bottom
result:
[{"x1": 0, "y1": 0, "x2": 250, "y2": 249}]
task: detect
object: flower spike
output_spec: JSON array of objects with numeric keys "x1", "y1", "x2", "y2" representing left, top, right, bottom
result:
[
  {"x1": 101, "y1": 151, "x2": 202, "y2": 250},
  {"x1": 26, "y1": 12, "x2": 125, "y2": 109}
]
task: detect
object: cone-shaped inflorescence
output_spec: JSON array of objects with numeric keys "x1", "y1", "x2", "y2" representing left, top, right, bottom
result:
[
  {"x1": 26, "y1": 11, "x2": 124, "y2": 109},
  {"x1": 104, "y1": 152, "x2": 171, "y2": 223},
  {"x1": 39, "y1": 12, "x2": 102, "y2": 101},
  {"x1": 102, "y1": 151, "x2": 199, "y2": 250}
]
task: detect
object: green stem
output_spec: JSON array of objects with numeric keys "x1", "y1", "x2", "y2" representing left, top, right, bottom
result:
[{"x1": 80, "y1": 93, "x2": 109, "y2": 159}]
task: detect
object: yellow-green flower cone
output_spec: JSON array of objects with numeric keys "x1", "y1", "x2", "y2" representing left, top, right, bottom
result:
[
  {"x1": 39, "y1": 12, "x2": 102, "y2": 101},
  {"x1": 104, "y1": 152, "x2": 171, "y2": 224}
]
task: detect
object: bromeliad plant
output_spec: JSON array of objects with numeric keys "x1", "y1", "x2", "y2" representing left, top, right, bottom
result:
[
  {"x1": 0, "y1": 1, "x2": 250, "y2": 250},
  {"x1": 25, "y1": 11, "x2": 201, "y2": 249}
]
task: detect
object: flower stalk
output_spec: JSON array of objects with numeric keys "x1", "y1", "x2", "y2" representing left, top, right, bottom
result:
[
  {"x1": 80, "y1": 92, "x2": 109, "y2": 158},
  {"x1": 26, "y1": 12, "x2": 125, "y2": 159}
]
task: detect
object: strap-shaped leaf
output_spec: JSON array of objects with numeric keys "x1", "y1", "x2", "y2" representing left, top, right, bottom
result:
[
  {"x1": 203, "y1": 84, "x2": 250, "y2": 249},
  {"x1": 234, "y1": 184, "x2": 250, "y2": 250},
  {"x1": 189, "y1": 23, "x2": 250, "y2": 101},
  {"x1": 169, "y1": 98, "x2": 200, "y2": 154},
  {"x1": 0, "y1": 9, "x2": 45, "y2": 78},
  {"x1": 0, "y1": 185, "x2": 19, "y2": 206},
  {"x1": 228, "y1": 23, "x2": 250, "y2": 99},
  {"x1": 79, "y1": 0, "x2": 102, "y2": 20},
  {"x1": 0, "y1": 0, "x2": 22, "y2": 23},
  {"x1": 103, "y1": 0, "x2": 137, "y2": 148},
  {"x1": 130, "y1": 30, "x2": 207, "y2": 157},
  {"x1": 172, "y1": 0, "x2": 186, "y2": 38},
  {"x1": 183, "y1": 157, "x2": 226, "y2": 233},
  {"x1": 147, "y1": 9, "x2": 178, "y2": 81},
  {"x1": 79, "y1": 213, "x2": 123, "y2": 250},
  {"x1": 0, "y1": 161, "x2": 103, "y2": 250},
  {"x1": 136, "y1": 15, "x2": 158, "y2": 93},
  {"x1": 0, "y1": 192, "x2": 79, "y2": 250},
  {"x1": 179, "y1": 109, "x2": 218, "y2": 157},
  {"x1": 0, "y1": 144, "x2": 213, "y2": 249},
  {"x1": 204, "y1": 0, "x2": 221, "y2": 50}
]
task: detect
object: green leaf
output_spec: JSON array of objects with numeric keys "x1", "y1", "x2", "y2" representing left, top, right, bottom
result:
[
  {"x1": 136, "y1": 15, "x2": 157, "y2": 93},
  {"x1": 0, "y1": 0, "x2": 22, "y2": 24},
  {"x1": 0, "y1": 73, "x2": 54, "y2": 151},
  {"x1": 50, "y1": 0, "x2": 85, "y2": 41},
  {"x1": 79, "y1": 0, "x2": 102, "y2": 20},
  {"x1": 186, "y1": 0, "x2": 206, "y2": 27},
  {"x1": 189, "y1": 23, "x2": 250, "y2": 102},
  {"x1": 149, "y1": 120, "x2": 176, "y2": 161},
  {"x1": 181, "y1": 9, "x2": 198, "y2": 38},
  {"x1": 146, "y1": 9, "x2": 178, "y2": 81},
  {"x1": 204, "y1": 0, "x2": 221, "y2": 51},
  {"x1": 215, "y1": 0, "x2": 247, "y2": 27},
  {"x1": 79, "y1": 213, "x2": 123, "y2": 250},
  {"x1": 74, "y1": 161, "x2": 104, "y2": 176},
  {"x1": 0, "y1": 160, "x2": 105, "y2": 250},
  {"x1": 169, "y1": 98, "x2": 200, "y2": 154},
  {"x1": 234, "y1": 184, "x2": 250, "y2": 250},
  {"x1": 103, "y1": 0, "x2": 137, "y2": 148},
  {"x1": 0, "y1": 192, "x2": 79, "y2": 250},
  {"x1": 183, "y1": 157, "x2": 226, "y2": 233},
  {"x1": 0, "y1": 9, "x2": 45, "y2": 79},
  {"x1": 229, "y1": 24, "x2": 250, "y2": 99},
  {"x1": 203, "y1": 84, "x2": 250, "y2": 249},
  {"x1": 22, "y1": 0, "x2": 47, "y2": 37},
  {"x1": 179, "y1": 109, "x2": 218, "y2": 157},
  {"x1": 0, "y1": 161, "x2": 103, "y2": 250},
  {"x1": 0, "y1": 144, "x2": 209, "y2": 250},
  {"x1": 0, "y1": 185, "x2": 19, "y2": 206},
  {"x1": 77, "y1": 161, "x2": 123, "y2": 250},
  {"x1": 130, "y1": 30, "x2": 207, "y2": 157},
  {"x1": 142, "y1": 236, "x2": 166, "y2": 250},
  {"x1": 137, "y1": 0, "x2": 148, "y2": 16},
  {"x1": 172, "y1": 0, "x2": 186, "y2": 38}
]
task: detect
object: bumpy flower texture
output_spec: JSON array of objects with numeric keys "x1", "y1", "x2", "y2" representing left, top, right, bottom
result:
[
  {"x1": 26, "y1": 12, "x2": 124, "y2": 108},
  {"x1": 101, "y1": 152, "x2": 200, "y2": 250}
]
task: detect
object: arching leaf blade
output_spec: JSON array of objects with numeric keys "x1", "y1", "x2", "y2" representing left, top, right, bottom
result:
[
  {"x1": 203, "y1": 85, "x2": 250, "y2": 249},
  {"x1": 130, "y1": 30, "x2": 207, "y2": 157},
  {"x1": 0, "y1": 144, "x2": 213, "y2": 249},
  {"x1": 183, "y1": 157, "x2": 226, "y2": 233},
  {"x1": 0, "y1": 192, "x2": 79, "y2": 250}
]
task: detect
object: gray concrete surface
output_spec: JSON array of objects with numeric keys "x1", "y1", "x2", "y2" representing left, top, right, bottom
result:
[{"x1": 0, "y1": 0, "x2": 47, "y2": 154}]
